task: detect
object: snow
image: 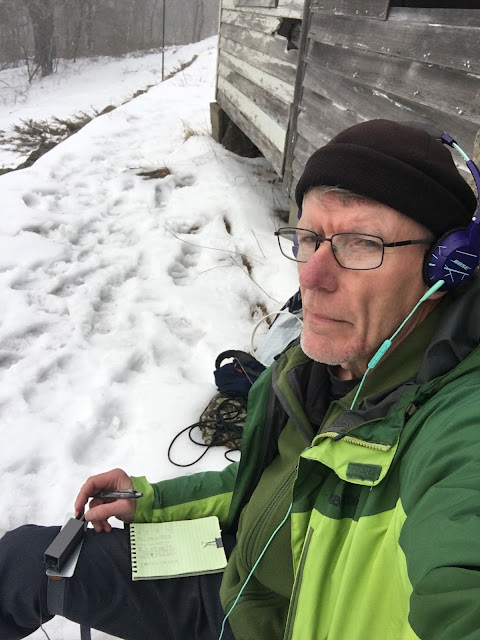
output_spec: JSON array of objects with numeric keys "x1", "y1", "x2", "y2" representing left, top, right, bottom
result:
[{"x1": 0, "y1": 37, "x2": 298, "y2": 639}]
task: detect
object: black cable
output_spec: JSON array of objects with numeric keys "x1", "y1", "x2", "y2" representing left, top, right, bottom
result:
[{"x1": 167, "y1": 396, "x2": 246, "y2": 467}]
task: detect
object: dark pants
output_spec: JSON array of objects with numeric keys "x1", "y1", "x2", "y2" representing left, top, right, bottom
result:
[{"x1": 0, "y1": 524, "x2": 235, "y2": 640}]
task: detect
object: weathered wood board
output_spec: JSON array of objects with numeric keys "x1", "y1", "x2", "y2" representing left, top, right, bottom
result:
[
  {"x1": 300, "y1": 73, "x2": 479, "y2": 156},
  {"x1": 304, "y1": 42, "x2": 480, "y2": 130},
  {"x1": 235, "y1": 0, "x2": 279, "y2": 7},
  {"x1": 220, "y1": 35, "x2": 297, "y2": 86},
  {"x1": 220, "y1": 23, "x2": 299, "y2": 65},
  {"x1": 217, "y1": 91, "x2": 286, "y2": 174},
  {"x1": 219, "y1": 51, "x2": 294, "y2": 105},
  {"x1": 390, "y1": 7, "x2": 480, "y2": 28},
  {"x1": 218, "y1": 76, "x2": 287, "y2": 148},
  {"x1": 309, "y1": 11, "x2": 480, "y2": 75},
  {"x1": 312, "y1": 0, "x2": 390, "y2": 20},
  {"x1": 222, "y1": 0, "x2": 304, "y2": 18},
  {"x1": 218, "y1": 62, "x2": 291, "y2": 125},
  {"x1": 222, "y1": 9, "x2": 283, "y2": 33}
]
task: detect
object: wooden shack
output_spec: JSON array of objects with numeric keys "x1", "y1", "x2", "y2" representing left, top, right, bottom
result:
[{"x1": 212, "y1": 0, "x2": 480, "y2": 213}]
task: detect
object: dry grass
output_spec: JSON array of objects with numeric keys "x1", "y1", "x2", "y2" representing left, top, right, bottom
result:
[{"x1": 137, "y1": 167, "x2": 171, "y2": 180}]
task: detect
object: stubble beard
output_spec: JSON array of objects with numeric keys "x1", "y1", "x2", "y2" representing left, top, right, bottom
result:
[{"x1": 300, "y1": 330, "x2": 370, "y2": 369}]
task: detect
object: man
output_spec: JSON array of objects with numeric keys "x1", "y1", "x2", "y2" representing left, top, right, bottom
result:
[{"x1": 1, "y1": 119, "x2": 479, "y2": 640}]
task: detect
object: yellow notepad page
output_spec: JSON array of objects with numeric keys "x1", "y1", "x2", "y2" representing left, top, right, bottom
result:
[{"x1": 129, "y1": 516, "x2": 227, "y2": 580}]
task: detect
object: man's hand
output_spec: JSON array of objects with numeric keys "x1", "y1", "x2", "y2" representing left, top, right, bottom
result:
[{"x1": 74, "y1": 468, "x2": 136, "y2": 533}]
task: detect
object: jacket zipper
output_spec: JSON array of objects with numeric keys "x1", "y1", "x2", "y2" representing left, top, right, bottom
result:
[
  {"x1": 316, "y1": 397, "x2": 349, "y2": 435},
  {"x1": 283, "y1": 526, "x2": 314, "y2": 640},
  {"x1": 318, "y1": 431, "x2": 391, "y2": 451},
  {"x1": 252, "y1": 391, "x2": 279, "y2": 488},
  {"x1": 246, "y1": 466, "x2": 297, "y2": 570}
]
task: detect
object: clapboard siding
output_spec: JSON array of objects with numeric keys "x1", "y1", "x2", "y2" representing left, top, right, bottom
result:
[
  {"x1": 220, "y1": 35, "x2": 297, "y2": 86},
  {"x1": 222, "y1": 8, "x2": 282, "y2": 33},
  {"x1": 284, "y1": 4, "x2": 480, "y2": 196},
  {"x1": 312, "y1": 0, "x2": 390, "y2": 19},
  {"x1": 301, "y1": 64, "x2": 479, "y2": 149},
  {"x1": 305, "y1": 41, "x2": 479, "y2": 122},
  {"x1": 220, "y1": 23, "x2": 299, "y2": 65},
  {"x1": 222, "y1": 0, "x2": 303, "y2": 18},
  {"x1": 217, "y1": 76, "x2": 287, "y2": 148},
  {"x1": 298, "y1": 88, "x2": 358, "y2": 145},
  {"x1": 216, "y1": 0, "x2": 302, "y2": 175},
  {"x1": 309, "y1": 11, "x2": 480, "y2": 74},
  {"x1": 219, "y1": 50, "x2": 294, "y2": 105},
  {"x1": 216, "y1": 0, "x2": 480, "y2": 203},
  {"x1": 218, "y1": 63, "x2": 291, "y2": 124},
  {"x1": 389, "y1": 7, "x2": 480, "y2": 28},
  {"x1": 236, "y1": 0, "x2": 278, "y2": 7},
  {"x1": 217, "y1": 90, "x2": 285, "y2": 174}
]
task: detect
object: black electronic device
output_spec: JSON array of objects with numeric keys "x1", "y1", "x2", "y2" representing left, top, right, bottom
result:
[{"x1": 44, "y1": 514, "x2": 87, "y2": 573}]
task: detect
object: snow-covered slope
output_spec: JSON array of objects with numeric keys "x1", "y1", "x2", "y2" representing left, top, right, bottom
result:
[{"x1": 0, "y1": 37, "x2": 298, "y2": 640}]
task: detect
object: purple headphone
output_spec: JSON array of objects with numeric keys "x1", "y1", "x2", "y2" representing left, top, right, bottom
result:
[{"x1": 421, "y1": 126, "x2": 480, "y2": 290}]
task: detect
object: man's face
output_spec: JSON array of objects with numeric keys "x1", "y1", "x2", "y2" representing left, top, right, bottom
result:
[{"x1": 298, "y1": 193, "x2": 439, "y2": 379}]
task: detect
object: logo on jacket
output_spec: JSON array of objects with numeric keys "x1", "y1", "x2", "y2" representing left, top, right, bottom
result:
[{"x1": 328, "y1": 492, "x2": 359, "y2": 508}]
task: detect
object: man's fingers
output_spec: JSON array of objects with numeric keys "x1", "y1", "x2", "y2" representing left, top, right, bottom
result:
[
  {"x1": 84, "y1": 501, "x2": 119, "y2": 523},
  {"x1": 74, "y1": 468, "x2": 133, "y2": 516},
  {"x1": 83, "y1": 498, "x2": 135, "y2": 526},
  {"x1": 74, "y1": 477, "x2": 106, "y2": 515}
]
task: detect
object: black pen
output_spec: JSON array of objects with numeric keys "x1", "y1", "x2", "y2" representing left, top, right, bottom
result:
[{"x1": 94, "y1": 490, "x2": 143, "y2": 499}]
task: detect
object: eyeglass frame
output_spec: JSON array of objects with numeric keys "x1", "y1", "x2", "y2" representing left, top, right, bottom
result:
[{"x1": 274, "y1": 227, "x2": 433, "y2": 270}]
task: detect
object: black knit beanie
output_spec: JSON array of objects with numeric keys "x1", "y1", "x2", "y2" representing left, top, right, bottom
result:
[{"x1": 295, "y1": 119, "x2": 477, "y2": 237}]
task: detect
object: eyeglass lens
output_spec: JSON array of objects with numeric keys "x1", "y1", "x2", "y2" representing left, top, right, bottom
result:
[{"x1": 278, "y1": 229, "x2": 384, "y2": 269}]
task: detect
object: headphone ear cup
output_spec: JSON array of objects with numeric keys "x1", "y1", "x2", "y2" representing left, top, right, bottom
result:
[
  {"x1": 423, "y1": 232, "x2": 447, "y2": 287},
  {"x1": 424, "y1": 227, "x2": 480, "y2": 290}
]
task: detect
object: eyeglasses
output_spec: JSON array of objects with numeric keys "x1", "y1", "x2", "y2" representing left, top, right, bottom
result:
[{"x1": 274, "y1": 227, "x2": 432, "y2": 270}]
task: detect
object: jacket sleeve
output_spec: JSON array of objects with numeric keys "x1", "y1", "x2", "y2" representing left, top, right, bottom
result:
[
  {"x1": 130, "y1": 362, "x2": 277, "y2": 528},
  {"x1": 131, "y1": 462, "x2": 238, "y2": 526},
  {"x1": 398, "y1": 387, "x2": 480, "y2": 640}
]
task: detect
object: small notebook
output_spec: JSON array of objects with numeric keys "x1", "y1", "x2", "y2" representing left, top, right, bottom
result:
[{"x1": 129, "y1": 516, "x2": 227, "y2": 580}]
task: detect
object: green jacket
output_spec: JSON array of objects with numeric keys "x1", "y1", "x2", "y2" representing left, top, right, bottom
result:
[{"x1": 133, "y1": 279, "x2": 480, "y2": 640}]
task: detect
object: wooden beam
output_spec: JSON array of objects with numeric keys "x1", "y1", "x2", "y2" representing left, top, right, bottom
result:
[
  {"x1": 210, "y1": 102, "x2": 230, "y2": 143},
  {"x1": 283, "y1": 0, "x2": 312, "y2": 195}
]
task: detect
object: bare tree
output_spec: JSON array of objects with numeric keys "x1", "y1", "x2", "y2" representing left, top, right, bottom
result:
[
  {"x1": 70, "y1": 0, "x2": 96, "y2": 62},
  {"x1": 24, "y1": 0, "x2": 55, "y2": 77},
  {"x1": 84, "y1": 0, "x2": 96, "y2": 56}
]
